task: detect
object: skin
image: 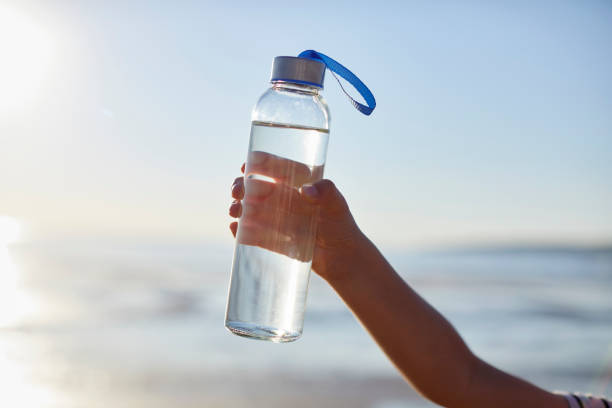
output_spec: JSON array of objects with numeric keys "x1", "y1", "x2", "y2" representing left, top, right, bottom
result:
[{"x1": 229, "y1": 153, "x2": 567, "y2": 408}]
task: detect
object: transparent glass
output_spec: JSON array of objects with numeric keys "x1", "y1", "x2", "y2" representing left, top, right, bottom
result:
[{"x1": 225, "y1": 82, "x2": 330, "y2": 342}]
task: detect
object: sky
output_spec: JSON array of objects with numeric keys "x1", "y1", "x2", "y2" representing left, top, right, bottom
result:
[{"x1": 0, "y1": 0, "x2": 611, "y2": 250}]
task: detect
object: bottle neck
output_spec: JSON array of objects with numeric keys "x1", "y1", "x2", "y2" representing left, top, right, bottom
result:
[{"x1": 271, "y1": 81, "x2": 320, "y2": 95}]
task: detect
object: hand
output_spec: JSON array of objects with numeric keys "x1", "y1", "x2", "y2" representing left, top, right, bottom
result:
[
  {"x1": 230, "y1": 154, "x2": 568, "y2": 408},
  {"x1": 229, "y1": 151, "x2": 364, "y2": 282}
]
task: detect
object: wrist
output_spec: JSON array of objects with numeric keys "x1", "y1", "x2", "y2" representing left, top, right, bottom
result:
[{"x1": 321, "y1": 229, "x2": 379, "y2": 287}]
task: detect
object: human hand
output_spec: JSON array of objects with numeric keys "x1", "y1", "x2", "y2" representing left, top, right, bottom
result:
[{"x1": 229, "y1": 151, "x2": 364, "y2": 282}]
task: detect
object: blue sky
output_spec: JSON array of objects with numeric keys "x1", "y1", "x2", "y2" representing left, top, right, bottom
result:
[{"x1": 0, "y1": 0, "x2": 611, "y2": 249}]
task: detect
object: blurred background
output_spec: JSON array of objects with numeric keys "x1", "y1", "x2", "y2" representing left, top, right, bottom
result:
[{"x1": 0, "y1": 1, "x2": 611, "y2": 407}]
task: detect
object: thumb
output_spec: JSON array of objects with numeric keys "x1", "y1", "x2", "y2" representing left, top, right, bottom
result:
[{"x1": 300, "y1": 179, "x2": 349, "y2": 215}]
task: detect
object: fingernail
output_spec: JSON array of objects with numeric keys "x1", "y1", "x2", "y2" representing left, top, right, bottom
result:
[{"x1": 301, "y1": 184, "x2": 319, "y2": 199}]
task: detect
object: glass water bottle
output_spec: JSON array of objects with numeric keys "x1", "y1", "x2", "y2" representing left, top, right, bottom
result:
[{"x1": 225, "y1": 56, "x2": 330, "y2": 342}]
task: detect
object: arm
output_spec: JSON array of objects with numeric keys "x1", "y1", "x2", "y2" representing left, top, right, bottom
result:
[
  {"x1": 327, "y1": 233, "x2": 566, "y2": 408},
  {"x1": 229, "y1": 171, "x2": 567, "y2": 408}
]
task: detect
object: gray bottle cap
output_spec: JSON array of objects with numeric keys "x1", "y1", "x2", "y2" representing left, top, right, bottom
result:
[{"x1": 270, "y1": 56, "x2": 326, "y2": 88}]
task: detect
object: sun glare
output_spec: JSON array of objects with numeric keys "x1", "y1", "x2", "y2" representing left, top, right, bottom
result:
[
  {"x1": 0, "y1": 216, "x2": 22, "y2": 245},
  {"x1": 0, "y1": 216, "x2": 33, "y2": 328},
  {"x1": 0, "y1": 352, "x2": 58, "y2": 407},
  {"x1": 0, "y1": 5, "x2": 53, "y2": 113}
]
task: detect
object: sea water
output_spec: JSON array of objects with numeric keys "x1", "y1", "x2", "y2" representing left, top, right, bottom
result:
[{"x1": 225, "y1": 121, "x2": 329, "y2": 342}]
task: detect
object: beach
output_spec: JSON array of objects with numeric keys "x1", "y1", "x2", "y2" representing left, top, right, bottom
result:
[{"x1": 1, "y1": 241, "x2": 610, "y2": 407}]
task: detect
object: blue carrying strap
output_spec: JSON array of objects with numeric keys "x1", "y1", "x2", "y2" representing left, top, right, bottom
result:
[{"x1": 298, "y1": 50, "x2": 376, "y2": 116}]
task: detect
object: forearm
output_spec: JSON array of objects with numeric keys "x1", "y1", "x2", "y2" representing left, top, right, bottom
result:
[
  {"x1": 326, "y1": 235, "x2": 475, "y2": 406},
  {"x1": 229, "y1": 172, "x2": 568, "y2": 407},
  {"x1": 326, "y1": 235, "x2": 566, "y2": 408}
]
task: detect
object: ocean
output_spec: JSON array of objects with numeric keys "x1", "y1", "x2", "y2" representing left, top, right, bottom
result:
[{"x1": 1, "y1": 240, "x2": 611, "y2": 407}]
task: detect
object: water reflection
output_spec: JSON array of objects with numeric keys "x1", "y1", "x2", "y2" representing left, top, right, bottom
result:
[
  {"x1": 0, "y1": 216, "x2": 33, "y2": 327},
  {"x1": 0, "y1": 216, "x2": 58, "y2": 406},
  {"x1": 0, "y1": 216, "x2": 610, "y2": 406}
]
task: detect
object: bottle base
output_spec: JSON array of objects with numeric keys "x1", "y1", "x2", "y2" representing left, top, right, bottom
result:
[{"x1": 225, "y1": 321, "x2": 302, "y2": 343}]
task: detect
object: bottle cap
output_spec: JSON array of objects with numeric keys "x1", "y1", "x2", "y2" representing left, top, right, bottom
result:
[{"x1": 270, "y1": 56, "x2": 326, "y2": 88}]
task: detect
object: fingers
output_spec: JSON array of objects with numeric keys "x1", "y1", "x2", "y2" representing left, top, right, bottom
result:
[
  {"x1": 243, "y1": 178, "x2": 275, "y2": 202},
  {"x1": 241, "y1": 194, "x2": 316, "y2": 233},
  {"x1": 229, "y1": 155, "x2": 333, "y2": 262},
  {"x1": 235, "y1": 178, "x2": 319, "y2": 262},
  {"x1": 229, "y1": 200, "x2": 242, "y2": 218},
  {"x1": 237, "y1": 207, "x2": 317, "y2": 262},
  {"x1": 231, "y1": 177, "x2": 244, "y2": 200},
  {"x1": 300, "y1": 179, "x2": 349, "y2": 216},
  {"x1": 237, "y1": 224, "x2": 315, "y2": 262},
  {"x1": 246, "y1": 151, "x2": 314, "y2": 187},
  {"x1": 243, "y1": 179, "x2": 315, "y2": 216}
]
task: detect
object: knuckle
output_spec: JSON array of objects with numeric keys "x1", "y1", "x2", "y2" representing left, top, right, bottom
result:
[
  {"x1": 322, "y1": 179, "x2": 335, "y2": 189},
  {"x1": 315, "y1": 179, "x2": 336, "y2": 197}
]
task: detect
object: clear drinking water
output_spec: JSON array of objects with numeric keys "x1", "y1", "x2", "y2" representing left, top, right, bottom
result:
[
  {"x1": 226, "y1": 120, "x2": 329, "y2": 342},
  {"x1": 225, "y1": 54, "x2": 330, "y2": 342},
  {"x1": 225, "y1": 52, "x2": 374, "y2": 342}
]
